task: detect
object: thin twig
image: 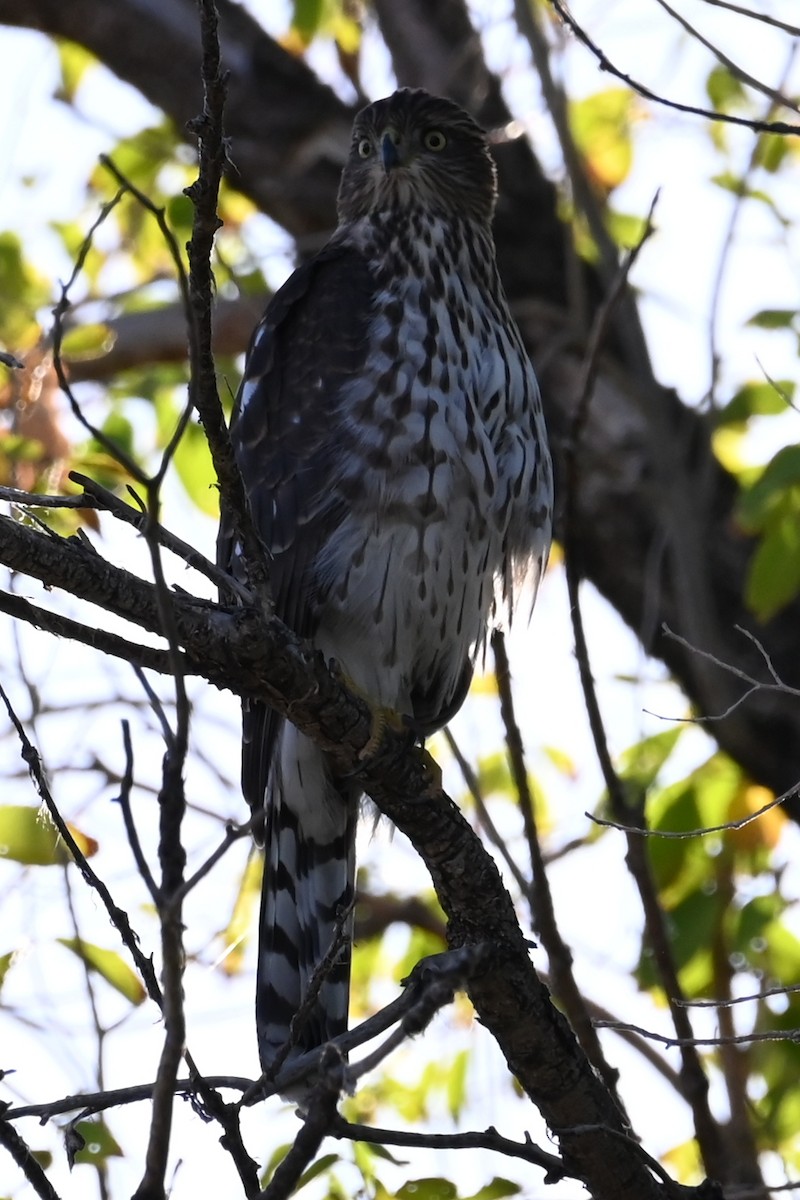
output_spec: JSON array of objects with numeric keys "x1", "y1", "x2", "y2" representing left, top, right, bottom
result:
[
  {"x1": 491, "y1": 630, "x2": 628, "y2": 1114},
  {"x1": 332, "y1": 1114, "x2": 569, "y2": 1182},
  {"x1": 0, "y1": 588, "x2": 188, "y2": 676},
  {"x1": 698, "y1": 0, "x2": 800, "y2": 36},
  {"x1": 562, "y1": 200, "x2": 730, "y2": 1180},
  {"x1": 0, "y1": 1119, "x2": 63, "y2": 1200},
  {"x1": 550, "y1": 1122, "x2": 676, "y2": 1190},
  {"x1": 181, "y1": 0, "x2": 274, "y2": 616},
  {"x1": 3, "y1": 1078, "x2": 255, "y2": 1123},
  {"x1": 174, "y1": 815, "x2": 257, "y2": 905},
  {"x1": 0, "y1": 683, "x2": 161, "y2": 1003},
  {"x1": 115, "y1": 719, "x2": 160, "y2": 903},
  {"x1": 259, "y1": 1060, "x2": 341, "y2": 1200},
  {"x1": 706, "y1": 50, "x2": 798, "y2": 408},
  {"x1": 69, "y1": 474, "x2": 249, "y2": 602},
  {"x1": 593, "y1": 1018, "x2": 798, "y2": 1049},
  {"x1": 663, "y1": 624, "x2": 800, "y2": 698},
  {"x1": 590, "y1": 781, "x2": 798, "y2": 839},
  {"x1": 49, "y1": 191, "x2": 146, "y2": 484},
  {"x1": 653, "y1": 0, "x2": 799, "y2": 115},
  {"x1": 443, "y1": 725, "x2": 533, "y2": 903},
  {"x1": 549, "y1": 0, "x2": 800, "y2": 137}
]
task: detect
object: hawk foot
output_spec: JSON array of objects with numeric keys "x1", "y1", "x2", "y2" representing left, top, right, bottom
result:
[
  {"x1": 358, "y1": 701, "x2": 408, "y2": 762},
  {"x1": 332, "y1": 664, "x2": 413, "y2": 772}
]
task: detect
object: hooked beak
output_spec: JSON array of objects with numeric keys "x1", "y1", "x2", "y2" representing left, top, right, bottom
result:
[{"x1": 381, "y1": 130, "x2": 401, "y2": 172}]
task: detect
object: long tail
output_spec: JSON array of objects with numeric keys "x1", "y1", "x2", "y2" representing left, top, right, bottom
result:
[{"x1": 256, "y1": 722, "x2": 356, "y2": 1076}]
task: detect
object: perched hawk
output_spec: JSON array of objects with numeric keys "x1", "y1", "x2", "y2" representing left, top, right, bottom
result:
[{"x1": 218, "y1": 88, "x2": 553, "y2": 1080}]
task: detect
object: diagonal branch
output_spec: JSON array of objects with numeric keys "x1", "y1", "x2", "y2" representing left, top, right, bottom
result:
[{"x1": 0, "y1": 493, "x2": 670, "y2": 1200}]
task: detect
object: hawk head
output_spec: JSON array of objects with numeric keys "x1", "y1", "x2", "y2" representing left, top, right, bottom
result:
[{"x1": 337, "y1": 89, "x2": 498, "y2": 226}]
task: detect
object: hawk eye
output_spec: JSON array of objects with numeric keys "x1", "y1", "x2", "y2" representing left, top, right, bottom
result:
[
  {"x1": 423, "y1": 129, "x2": 447, "y2": 152},
  {"x1": 357, "y1": 137, "x2": 373, "y2": 159}
]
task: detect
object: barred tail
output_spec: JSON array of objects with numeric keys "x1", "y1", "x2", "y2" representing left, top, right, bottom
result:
[{"x1": 256, "y1": 724, "x2": 356, "y2": 1077}]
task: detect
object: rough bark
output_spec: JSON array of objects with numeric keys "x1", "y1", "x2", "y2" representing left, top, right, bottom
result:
[{"x1": 3, "y1": 0, "x2": 800, "y2": 806}]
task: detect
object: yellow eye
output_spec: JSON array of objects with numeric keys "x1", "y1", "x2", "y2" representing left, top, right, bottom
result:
[
  {"x1": 423, "y1": 129, "x2": 447, "y2": 152},
  {"x1": 357, "y1": 137, "x2": 373, "y2": 159}
]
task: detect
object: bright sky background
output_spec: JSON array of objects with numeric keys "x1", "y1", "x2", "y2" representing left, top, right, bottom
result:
[{"x1": 1, "y1": 1, "x2": 800, "y2": 1197}]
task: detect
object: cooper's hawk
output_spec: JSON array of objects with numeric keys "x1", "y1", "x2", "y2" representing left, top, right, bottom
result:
[{"x1": 218, "y1": 88, "x2": 553, "y2": 1081}]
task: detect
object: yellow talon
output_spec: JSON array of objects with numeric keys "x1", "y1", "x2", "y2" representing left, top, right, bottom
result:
[{"x1": 358, "y1": 702, "x2": 407, "y2": 761}]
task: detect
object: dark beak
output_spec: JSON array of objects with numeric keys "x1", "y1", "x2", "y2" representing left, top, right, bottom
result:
[{"x1": 381, "y1": 132, "x2": 400, "y2": 172}]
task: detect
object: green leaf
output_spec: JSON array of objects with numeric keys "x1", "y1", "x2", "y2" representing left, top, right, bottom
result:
[
  {"x1": 291, "y1": 0, "x2": 326, "y2": 44},
  {"x1": 569, "y1": 89, "x2": 634, "y2": 191},
  {"x1": 475, "y1": 751, "x2": 513, "y2": 797},
  {"x1": 606, "y1": 210, "x2": 650, "y2": 249},
  {"x1": 0, "y1": 951, "x2": 14, "y2": 992},
  {"x1": 645, "y1": 753, "x2": 742, "y2": 905},
  {"x1": 542, "y1": 744, "x2": 577, "y2": 778},
  {"x1": 745, "y1": 513, "x2": 800, "y2": 621},
  {"x1": 262, "y1": 1144, "x2": 293, "y2": 1187},
  {"x1": 55, "y1": 40, "x2": 97, "y2": 104},
  {"x1": 396, "y1": 1180, "x2": 457, "y2": 1200},
  {"x1": 296, "y1": 1155, "x2": 340, "y2": 1191},
  {"x1": 96, "y1": 410, "x2": 137, "y2": 462},
  {"x1": 737, "y1": 445, "x2": 800, "y2": 530},
  {"x1": 637, "y1": 887, "x2": 718, "y2": 998},
  {"x1": 711, "y1": 173, "x2": 777, "y2": 212},
  {"x1": 355, "y1": 1141, "x2": 407, "y2": 1167},
  {"x1": 706, "y1": 65, "x2": 747, "y2": 113},
  {"x1": 618, "y1": 727, "x2": 683, "y2": 792},
  {"x1": 746, "y1": 308, "x2": 797, "y2": 330},
  {"x1": 171, "y1": 418, "x2": 219, "y2": 517},
  {"x1": 58, "y1": 939, "x2": 146, "y2": 1005},
  {"x1": 61, "y1": 322, "x2": 115, "y2": 362},
  {"x1": 0, "y1": 232, "x2": 50, "y2": 345},
  {"x1": 464, "y1": 1180, "x2": 521, "y2": 1200},
  {"x1": 0, "y1": 805, "x2": 97, "y2": 866},
  {"x1": 718, "y1": 380, "x2": 794, "y2": 426},
  {"x1": 70, "y1": 1120, "x2": 123, "y2": 1166},
  {"x1": 756, "y1": 132, "x2": 791, "y2": 174},
  {"x1": 154, "y1": 389, "x2": 219, "y2": 516},
  {"x1": 446, "y1": 1048, "x2": 469, "y2": 1121}
]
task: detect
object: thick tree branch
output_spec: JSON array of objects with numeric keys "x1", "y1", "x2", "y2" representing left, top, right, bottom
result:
[{"x1": 0, "y1": 524, "x2": 674, "y2": 1199}]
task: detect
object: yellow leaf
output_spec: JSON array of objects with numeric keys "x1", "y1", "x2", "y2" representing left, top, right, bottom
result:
[
  {"x1": 470, "y1": 670, "x2": 498, "y2": 697},
  {"x1": 570, "y1": 88, "x2": 636, "y2": 192},
  {"x1": 727, "y1": 784, "x2": 784, "y2": 852},
  {"x1": 217, "y1": 850, "x2": 262, "y2": 977},
  {"x1": 58, "y1": 938, "x2": 146, "y2": 1005},
  {"x1": 0, "y1": 805, "x2": 97, "y2": 866}
]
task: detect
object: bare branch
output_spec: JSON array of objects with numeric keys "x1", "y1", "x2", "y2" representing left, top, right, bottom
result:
[
  {"x1": 331, "y1": 1114, "x2": 570, "y2": 1182},
  {"x1": 116, "y1": 719, "x2": 160, "y2": 903},
  {"x1": 549, "y1": 0, "x2": 800, "y2": 137},
  {"x1": 0, "y1": 683, "x2": 161, "y2": 1002},
  {"x1": 0, "y1": 1119, "x2": 63, "y2": 1200},
  {"x1": 698, "y1": 0, "x2": 800, "y2": 36},
  {"x1": 0, "y1": 586, "x2": 188, "y2": 676},
  {"x1": 49, "y1": 190, "x2": 147, "y2": 484},
  {"x1": 653, "y1": 0, "x2": 799, "y2": 115},
  {"x1": 562, "y1": 203, "x2": 735, "y2": 1183},
  {"x1": 590, "y1": 782, "x2": 799, "y2": 839},
  {"x1": 491, "y1": 630, "x2": 627, "y2": 1114},
  {"x1": 259, "y1": 1062, "x2": 340, "y2": 1200}
]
